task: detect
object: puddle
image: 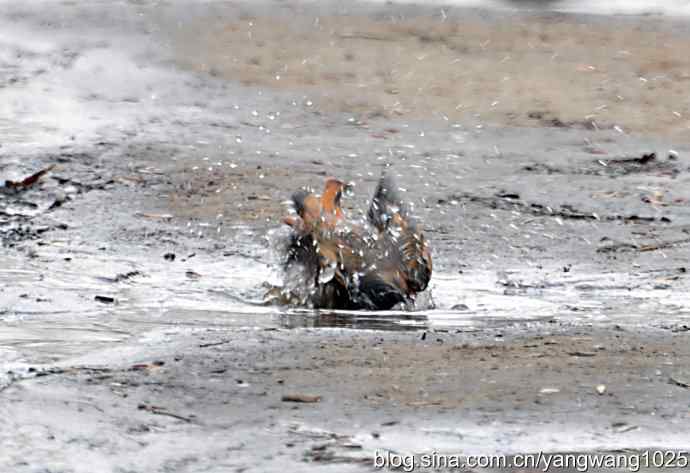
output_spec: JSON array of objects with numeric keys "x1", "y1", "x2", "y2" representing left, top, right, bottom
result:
[{"x1": 2, "y1": 243, "x2": 689, "y2": 368}]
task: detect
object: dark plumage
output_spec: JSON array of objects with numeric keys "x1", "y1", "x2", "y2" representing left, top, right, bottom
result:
[{"x1": 279, "y1": 173, "x2": 432, "y2": 310}]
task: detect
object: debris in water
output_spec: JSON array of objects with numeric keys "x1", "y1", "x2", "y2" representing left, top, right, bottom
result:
[
  {"x1": 281, "y1": 394, "x2": 322, "y2": 403},
  {"x1": 185, "y1": 270, "x2": 202, "y2": 279},
  {"x1": 612, "y1": 422, "x2": 638, "y2": 434},
  {"x1": 130, "y1": 361, "x2": 165, "y2": 371},
  {"x1": 568, "y1": 351, "x2": 597, "y2": 357},
  {"x1": 595, "y1": 384, "x2": 607, "y2": 395},
  {"x1": 407, "y1": 399, "x2": 442, "y2": 407},
  {"x1": 98, "y1": 270, "x2": 141, "y2": 283},
  {"x1": 451, "y1": 303, "x2": 470, "y2": 311},
  {"x1": 199, "y1": 340, "x2": 231, "y2": 348},
  {"x1": 641, "y1": 191, "x2": 666, "y2": 207},
  {"x1": 135, "y1": 212, "x2": 174, "y2": 220},
  {"x1": 495, "y1": 191, "x2": 520, "y2": 200},
  {"x1": 638, "y1": 238, "x2": 690, "y2": 252},
  {"x1": 447, "y1": 191, "x2": 665, "y2": 223},
  {"x1": 2, "y1": 165, "x2": 55, "y2": 192},
  {"x1": 668, "y1": 376, "x2": 690, "y2": 388},
  {"x1": 137, "y1": 403, "x2": 195, "y2": 422},
  {"x1": 603, "y1": 152, "x2": 655, "y2": 167}
]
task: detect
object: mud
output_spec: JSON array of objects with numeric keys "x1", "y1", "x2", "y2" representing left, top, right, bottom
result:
[{"x1": 1, "y1": 1, "x2": 690, "y2": 472}]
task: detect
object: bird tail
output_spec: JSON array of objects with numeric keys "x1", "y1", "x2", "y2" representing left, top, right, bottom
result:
[
  {"x1": 368, "y1": 173, "x2": 406, "y2": 231},
  {"x1": 367, "y1": 172, "x2": 432, "y2": 294}
]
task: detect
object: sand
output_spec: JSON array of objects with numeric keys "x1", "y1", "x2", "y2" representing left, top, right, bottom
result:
[{"x1": 171, "y1": 3, "x2": 690, "y2": 138}]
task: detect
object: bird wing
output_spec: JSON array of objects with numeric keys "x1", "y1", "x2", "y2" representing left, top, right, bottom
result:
[{"x1": 368, "y1": 173, "x2": 432, "y2": 295}]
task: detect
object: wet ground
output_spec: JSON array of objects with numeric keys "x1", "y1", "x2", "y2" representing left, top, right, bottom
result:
[{"x1": 2, "y1": 1, "x2": 690, "y2": 472}]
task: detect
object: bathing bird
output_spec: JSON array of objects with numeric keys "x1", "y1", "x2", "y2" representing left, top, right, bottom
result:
[{"x1": 280, "y1": 173, "x2": 432, "y2": 310}]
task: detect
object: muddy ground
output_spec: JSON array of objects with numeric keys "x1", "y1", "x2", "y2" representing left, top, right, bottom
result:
[{"x1": 1, "y1": 1, "x2": 690, "y2": 472}]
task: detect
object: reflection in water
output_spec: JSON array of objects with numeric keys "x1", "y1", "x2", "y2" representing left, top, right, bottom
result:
[{"x1": 278, "y1": 310, "x2": 428, "y2": 331}]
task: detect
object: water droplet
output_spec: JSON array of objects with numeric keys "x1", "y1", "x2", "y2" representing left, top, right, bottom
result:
[{"x1": 318, "y1": 265, "x2": 336, "y2": 284}]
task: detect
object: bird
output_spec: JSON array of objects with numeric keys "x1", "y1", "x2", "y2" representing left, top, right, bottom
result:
[{"x1": 276, "y1": 173, "x2": 432, "y2": 310}]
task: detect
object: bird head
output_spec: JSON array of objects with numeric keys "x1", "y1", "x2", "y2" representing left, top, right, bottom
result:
[{"x1": 321, "y1": 177, "x2": 347, "y2": 222}]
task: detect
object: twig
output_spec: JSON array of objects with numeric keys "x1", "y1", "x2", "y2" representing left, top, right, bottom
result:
[
  {"x1": 137, "y1": 403, "x2": 196, "y2": 422},
  {"x1": 337, "y1": 33, "x2": 392, "y2": 41},
  {"x1": 282, "y1": 393, "x2": 322, "y2": 403},
  {"x1": 199, "y1": 340, "x2": 231, "y2": 348},
  {"x1": 2, "y1": 165, "x2": 55, "y2": 191},
  {"x1": 638, "y1": 237, "x2": 690, "y2": 252}
]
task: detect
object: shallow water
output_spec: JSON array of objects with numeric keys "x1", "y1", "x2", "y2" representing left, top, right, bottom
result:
[{"x1": 3, "y1": 240, "x2": 689, "y2": 370}]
